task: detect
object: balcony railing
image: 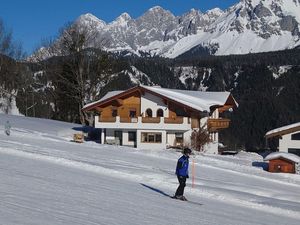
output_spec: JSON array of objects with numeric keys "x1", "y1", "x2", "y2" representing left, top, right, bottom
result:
[
  {"x1": 99, "y1": 117, "x2": 116, "y2": 122},
  {"x1": 120, "y1": 117, "x2": 138, "y2": 123},
  {"x1": 191, "y1": 118, "x2": 199, "y2": 129},
  {"x1": 95, "y1": 116, "x2": 192, "y2": 130},
  {"x1": 142, "y1": 117, "x2": 160, "y2": 123},
  {"x1": 164, "y1": 117, "x2": 183, "y2": 124},
  {"x1": 96, "y1": 116, "x2": 230, "y2": 132},
  {"x1": 99, "y1": 116, "x2": 186, "y2": 124},
  {"x1": 207, "y1": 118, "x2": 230, "y2": 132}
]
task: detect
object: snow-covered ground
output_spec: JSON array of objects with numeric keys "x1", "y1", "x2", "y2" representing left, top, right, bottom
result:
[{"x1": 0, "y1": 113, "x2": 300, "y2": 225}]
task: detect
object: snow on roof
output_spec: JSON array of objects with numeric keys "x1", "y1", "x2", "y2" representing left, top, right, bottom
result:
[
  {"x1": 264, "y1": 152, "x2": 300, "y2": 163},
  {"x1": 140, "y1": 85, "x2": 235, "y2": 112},
  {"x1": 265, "y1": 122, "x2": 300, "y2": 138},
  {"x1": 83, "y1": 85, "x2": 237, "y2": 112},
  {"x1": 82, "y1": 91, "x2": 124, "y2": 110}
]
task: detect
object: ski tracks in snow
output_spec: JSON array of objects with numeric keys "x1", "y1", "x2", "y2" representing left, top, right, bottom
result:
[{"x1": 1, "y1": 130, "x2": 300, "y2": 220}]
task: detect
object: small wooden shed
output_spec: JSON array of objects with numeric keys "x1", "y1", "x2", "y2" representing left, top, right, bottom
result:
[{"x1": 264, "y1": 152, "x2": 300, "y2": 174}]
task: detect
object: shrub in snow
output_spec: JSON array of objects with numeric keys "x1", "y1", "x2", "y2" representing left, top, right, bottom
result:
[{"x1": 191, "y1": 124, "x2": 211, "y2": 152}]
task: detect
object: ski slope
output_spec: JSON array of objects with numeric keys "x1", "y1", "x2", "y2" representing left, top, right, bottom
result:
[{"x1": 0, "y1": 114, "x2": 300, "y2": 225}]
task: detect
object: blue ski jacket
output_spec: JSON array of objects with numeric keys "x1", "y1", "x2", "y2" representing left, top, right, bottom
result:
[{"x1": 175, "y1": 155, "x2": 189, "y2": 177}]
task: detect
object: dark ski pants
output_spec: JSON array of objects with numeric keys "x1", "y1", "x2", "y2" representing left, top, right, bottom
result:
[{"x1": 175, "y1": 176, "x2": 186, "y2": 196}]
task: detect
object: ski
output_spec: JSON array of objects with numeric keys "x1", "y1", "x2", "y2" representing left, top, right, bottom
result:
[{"x1": 170, "y1": 196, "x2": 203, "y2": 206}]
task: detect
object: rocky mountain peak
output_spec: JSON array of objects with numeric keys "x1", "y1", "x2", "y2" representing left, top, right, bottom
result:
[
  {"x1": 188, "y1": 8, "x2": 202, "y2": 15},
  {"x1": 222, "y1": 0, "x2": 300, "y2": 38},
  {"x1": 76, "y1": 13, "x2": 106, "y2": 28},
  {"x1": 109, "y1": 12, "x2": 132, "y2": 27},
  {"x1": 149, "y1": 6, "x2": 167, "y2": 13},
  {"x1": 117, "y1": 13, "x2": 132, "y2": 21},
  {"x1": 141, "y1": 5, "x2": 175, "y2": 20},
  {"x1": 205, "y1": 8, "x2": 223, "y2": 17},
  {"x1": 177, "y1": 9, "x2": 205, "y2": 36},
  {"x1": 179, "y1": 9, "x2": 202, "y2": 22}
]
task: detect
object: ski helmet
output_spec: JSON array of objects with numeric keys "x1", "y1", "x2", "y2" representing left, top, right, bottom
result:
[{"x1": 183, "y1": 148, "x2": 192, "y2": 155}]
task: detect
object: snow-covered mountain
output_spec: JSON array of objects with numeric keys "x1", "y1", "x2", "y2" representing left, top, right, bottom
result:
[{"x1": 31, "y1": 0, "x2": 300, "y2": 60}]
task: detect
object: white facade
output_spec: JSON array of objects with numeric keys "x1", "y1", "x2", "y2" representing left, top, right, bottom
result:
[
  {"x1": 266, "y1": 122, "x2": 300, "y2": 156},
  {"x1": 279, "y1": 131, "x2": 300, "y2": 154},
  {"x1": 96, "y1": 115, "x2": 219, "y2": 152},
  {"x1": 100, "y1": 128, "x2": 193, "y2": 150},
  {"x1": 141, "y1": 92, "x2": 169, "y2": 117}
]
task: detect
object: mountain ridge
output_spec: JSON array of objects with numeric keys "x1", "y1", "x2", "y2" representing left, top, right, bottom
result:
[{"x1": 30, "y1": 0, "x2": 300, "y2": 61}]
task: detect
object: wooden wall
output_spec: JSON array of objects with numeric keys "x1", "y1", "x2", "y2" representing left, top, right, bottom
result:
[
  {"x1": 98, "y1": 93, "x2": 141, "y2": 119},
  {"x1": 168, "y1": 104, "x2": 177, "y2": 118},
  {"x1": 268, "y1": 158, "x2": 295, "y2": 173},
  {"x1": 100, "y1": 105, "x2": 113, "y2": 118},
  {"x1": 119, "y1": 95, "x2": 141, "y2": 118}
]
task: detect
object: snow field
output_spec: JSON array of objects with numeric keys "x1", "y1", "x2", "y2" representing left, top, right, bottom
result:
[{"x1": 0, "y1": 113, "x2": 300, "y2": 225}]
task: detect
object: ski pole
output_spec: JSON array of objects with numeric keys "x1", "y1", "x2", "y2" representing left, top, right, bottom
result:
[{"x1": 192, "y1": 157, "x2": 195, "y2": 188}]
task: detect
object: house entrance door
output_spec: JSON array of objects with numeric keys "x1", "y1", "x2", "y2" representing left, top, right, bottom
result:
[
  {"x1": 133, "y1": 132, "x2": 137, "y2": 148},
  {"x1": 114, "y1": 131, "x2": 123, "y2": 146},
  {"x1": 128, "y1": 131, "x2": 137, "y2": 148}
]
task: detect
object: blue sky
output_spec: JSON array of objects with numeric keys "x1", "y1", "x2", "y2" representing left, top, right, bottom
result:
[{"x1": 0, "y1": 0, "x2": 239, "y2": 54}]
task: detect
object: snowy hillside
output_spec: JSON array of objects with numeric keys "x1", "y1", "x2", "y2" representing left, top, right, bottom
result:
[
  {"x1": 0, "y1": 113, "x2": 300, "y2": 225},
  {"x1": 32, "y1": 0, "x2": 300, "y2": 60}
]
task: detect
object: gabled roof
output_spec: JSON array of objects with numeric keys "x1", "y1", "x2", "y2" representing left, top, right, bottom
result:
[
  {"x1": 264, "y1": 152, "x2": 300, "y2": 163},
  {"x1": 82, "y1": 86, "x2": 139, "y2": 111},
  {"x1": 82, "y1": 85, "x2": 238, "y2": 112},
  {"x1": 265, "y1": 122, "x2": 300, "y2": 139},
  {"x1": 83, "y1": 91, "x2": 124, "y2": 110}
]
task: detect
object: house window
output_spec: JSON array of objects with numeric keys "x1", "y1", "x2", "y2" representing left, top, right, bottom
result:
[
  {"x1": 157, "y1": 109, "x2": 164, "y2": 117},
  {"x1": 175, "y1": 133, "x2": 183, "y2": 145},
  {"x1": 291, "y1": 132, "x2": 300, "y2": 140},
  {"x1": 148, "y1": 134, "x2": 155, "y2": 142},
  {"x1": 129, "y1": 109, "x2": 136, "y2": 118},
  {"x1": 146, "y1": 108, "x2": 153, "y2": 117},
  {"x1": 141, "y1": 132, "x2": 162, "y2": 143},
  {"x1": 288, "y1": 148, "x2": 300, "y2": 156},
  {"x1": 156, "y1": 133, "x2": 162, "y2": 143},
  {"x1": 112, "y1": 108, "x2": 117, "y2": 117},
  {"x1": 128, "y1": 131, "x2": 136, "y2": 142}
]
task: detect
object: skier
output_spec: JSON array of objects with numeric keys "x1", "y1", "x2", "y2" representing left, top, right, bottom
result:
[
  {"x1": 4, "y1": 120, "x2": 11, "y2": 136},
  {"x1": 173, "y1": 147, "x2": 192, "y2": 201}
]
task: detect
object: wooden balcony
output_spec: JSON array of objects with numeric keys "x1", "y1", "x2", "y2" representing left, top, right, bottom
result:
[
  {"x1": 142, "y1": 117, "x2": 160, "y2": 123},
  {"x1": 99, "y1": 117, "x2": 116, "y2": 122},
  {"x1": 100, "y1": 116, "x2": 186, "y2": 124},
  {"x1": 95, "y1": 116, "x2": 191, "y2": 130},
  {"x1": 191, "y1": 118, "x2": 200, "y2": 129},
  {"x1": 164, "y1": 117, "x2": 183, "y2": 124},
  {"x1": 207, "y1": 118, "x2": 230, "y2": 132},
  {"x1": 120, "y1": 117, "x2": 138, "y2": 123}
]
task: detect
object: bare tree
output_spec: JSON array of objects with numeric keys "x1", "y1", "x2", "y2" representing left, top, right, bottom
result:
[
  {"x1": 191, "y1": 124, "x2": 211, "y2": 152},
  {"x1": 34, "y1": 20, "x2": 110, "y2": 125},
  {"x1": 0, "y1": 18, "x2": 25, "y2": 114},
  {"x1": 0, "y1": 19, "x2": 14, "y2": 58},
  {"x1": 0, "y1": 19, "x2": 24, "y2": 59},
  {"x1": 59, "y1": 22, "x2": 110, "y2": 125}
]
